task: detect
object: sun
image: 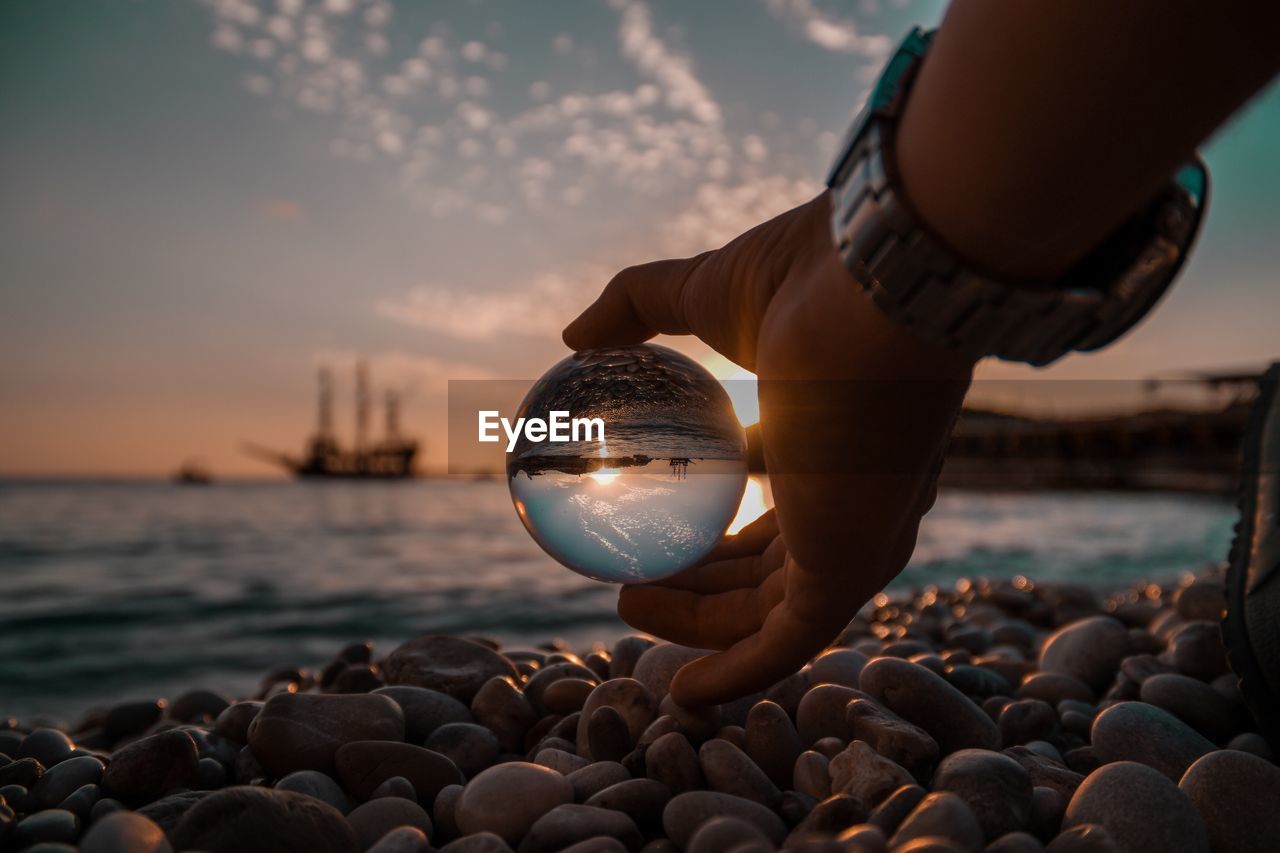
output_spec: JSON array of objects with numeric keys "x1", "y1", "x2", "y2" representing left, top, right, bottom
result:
[{"x1": 589, "y1": 468, "x2": 620, "y2": 485}]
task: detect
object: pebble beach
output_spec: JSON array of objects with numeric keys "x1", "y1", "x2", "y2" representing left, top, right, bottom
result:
[{"x1": 2, "y1": 565, "x2": 1276, "y2": 853}]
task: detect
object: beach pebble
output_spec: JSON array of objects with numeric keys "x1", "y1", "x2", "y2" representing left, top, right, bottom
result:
[
  {"x1": 998, "y1": 700, "x2": 1058, "y2": 747},
  {"x1": 1172, "y1": 577, "x2": 1225, "y2": 622},
  {"x1": 645, "y1": 732, "x2": 703, "y2": 795},
  {"x1": 19, "y1": 729, "x2": 76, "y2": 768},
  {"x1": 828, "y1": 741, "x2": 913, "y2": 806},
  {"x1": 375, "y1": 685, "x2": 474, "y2": 744},
  {"x1": 470, "y1": 677, "x2": 537, "y2": 754},
  {"x1": 1117, "y1": 654, "x2": 1176, "y2": 685},
  {"x1": 631, "y1": 645, "x2": 706, "y2": 702},
  {"x1": 346, "y1": 797, "x2": 434, "y2": 850},
  {"x1": 1169, "y1": 622, "x2": 1229, "y2": 681},
  {"x1": 1037, "y1": 617, "x2": 1130, "y2": 693},
  {"x1": 744, "y1": 700, "x2": 801, "y2": 790},
  {"x1": 987, "y1": 831, "x2": 1046, "y2": 853},
  {"x1": 566, "y1": 761, "x2": 630, "y2": 802},
  {"x1": 587, "y1": 706, "x2": 633, "y2": 763},
  {"x1": 808, "y1": 648, "x2": 869, "y2": 688},
  {"x1": 102, "y1": 730, "x2": 199, "y2": 806},
  {"x1": 367, "y1": 826, "x2": 431, "y2": 853},
  {"x1": 1063, "y1": 761, "x2": 1208, "y2": 853},
  {"x1": 837, "y1": 822, "x2": 888, "y2": 851},
  {"x1": 1089, "y1": 702, "x2": 1214, "y2": 781},
  {"x1": 80, "y1": 810, "x2": 172, "y2": 853},
  {"x1": 248, "y1": 692, "x2": 405, "y2": 776},
  {"x1": 384, "y1": 635, "x2": 520, "y2": 703},
  {"x1": 867, "y1": 783, "x2": 926, "y2": 835},
  {"x1": 32, "y1": 754, "x2": 103, "y2": 807},
  {"x1": 0, "y1": 756, "x2": 44, "y2": 787},
  {"x1": 212, "y1": 701, "x2": 262, "y2": 744},
  {"x1": 1029, "y1": 785, "x2": 1065, "y2": 840},
  {"x1": 793, "y1": 750, "x2": 831, "y2": 800},
  {"x1": 932, "y1": 749, "x2": 1033, "y2": 841},
  {"x1": 56, "y1": 782, "x2": 100, "y2": 819},
  {"x1": 609, "y1": 636, "x2": 657, "y2": 680},
  {"x1": 687, "y1": 815, "x2": 771, "y2": 853},
  {"x1": 455, "y1": 762, "x2": 574, "y2": 844},
  {"x1": 335, "y1": 740, "x2": 464, "y2": 803},
  {"x1": 275, "y1": 769, "x2": 352, "y2": 814},
  {"x1": 525, "y1": 663, "x2": 599, "y2": 713},
  {"x1": 1001, "y1": 747, "x2": 1084, "y2": 800},
  {"x1": 135, "y1": 790, "x2": 209, "y2": 835},
  {"x1": 439, "y1": 832, "x2": 516, "y2": 852},
  {"x1": 426, "y1": 723, "x2": 501, "y2": 778},
  {"x1": 10, "y1": 809, "x2": 80, "y2": 848},
  {"x1": 1138, "y1": 673, "x2": 1233, "y2": 741},
  {"x1": 697, "y1": 739, "x2": 778, "y2": 808},
  {"x1": 90, "y1": 795, "x2": 125, "y2": 823},
  {"x1": 543, "y1": 679, "x2": 597, "y2": 715},
  {"x1": 796, "y1": 684, "x2": 863, "y2": 745},
  {"x1": 518, "y1": 804, "x2": 642, "y2": 853},
  {"x1": 370, "y1": 775, "x2": 417, "y2": 801},
  {"x1": 172, "y1": 785, "x2": 359, "y2": 853},
  {"x1": 577, "y1": 679, "x2": 658, "y2": 760},
  {"x1": 168, "y1": 689, "x2": 231, "y2": 723},
  {"x1": 103, "y1": 700, "x2": 166, "y2": 742},
  {"x1": 846, "y1": 698, "x2": 938, "y2": 778},
  {"x1": 788, "y1": 793, "x2": 868, "y2": 844},
  {"x1": 585, "y1": 778, "x2": 672, "y2": 830},
  {"x1": 662, "y1": 790, "x2": 787, "y2": 848},
  {"x1": 1016, "y1": 674, "x2": 1094, "y2": 706},
  {"x1": 860, "y1": 657, "x2": 1001, "y2": 753},
  {"x1": 1178, "y1": 748, "x2": 1280, "y2": 853},
  {"x1": 888, "y1": 792, "x2": 983, "y2": 851},
  {"x1": 1044, "y1": 824, "x2": 1120, "y2": 852},
  {"x1": 1226, "y1": 731, "x2": 1274, "y2": 760},
  {"x1": 536, "y1": 747, "x2": 591, "y2": 775},
  {"x1": 658, "y1": 695, "x2": 721, "y2": 744}
]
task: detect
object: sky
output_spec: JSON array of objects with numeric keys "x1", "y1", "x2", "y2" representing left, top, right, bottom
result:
[{"x1": 2, "y1": 0, "x2": 1278, "y2": 477}]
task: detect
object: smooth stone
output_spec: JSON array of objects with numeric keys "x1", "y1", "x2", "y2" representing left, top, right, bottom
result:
[
  {"x1": 645, "y1": 732, "x2": 703, "y2": 795},
  {"x1": 426, "y1": 723, "x2": 501, "y2": 778},
  {"x1": 517, "y1": 804, "x2": 642, "y2": 853},
  {"x1": 610, "y1": 636, "x2": 658, "y2": 680},
  {"x1": 536, "y1": 747, "x2": 591, "y2": 775},
  {"x1": 102, "y1": 730, "x2": 199, "y2": 806},
  {"x1": 81, "y1": 810, "x2": 173, "y2": 853},
  {"x1": 566, "y1": 761, "x2": 630, "y2": 802},
  {"x1": 867, "y1": 783, "x2": 927, "y2": 835},
  {"x1": 370, "y1": 775, "x2": 418, "y2": 800},
  {"x1": 1001, "y1": 747, "x2": 1084, "y2": 800},
  {"x1": 56, "y1": 782, "x2": 99, "y2": 820},
  {"x1": 687, "y1": 815, "x2": 770, "y2": 853},
  {"x1": 1063, "y1": 761, "x2": 1208, "y2": 853},
  {"x1": 1170, "y1": 622, "x2": 1229, "y2": 681},
  {"x1": 89, "y1": 796, "x2": 125, "y2": 823},
  {"x1": 1045, "y1": 824, "x2": 1120, "y2": 852},
  {"x1": 657, "y1": 694, "x2": 721, "y2": 744},
  {"x1": 1226, "y1": 731, "x2": 1274, "y2": 760},
  {"x1": 859, "y1": 658, "x2": 1001, "y2": 753},
  {"x1": 987, "y1": 831, "x2": 1046, "y2": 853},
  {"x1": 630, "y1": 645, "x2": 707, "y2": 703},
  {"x1": 788, "y1": 793, "x2": 868, "y2": 844},
  {"x1": 1117, "y1": 654, "x2": 1177, "y2": 685},
  {"x1": 172, "y1": 785, "x2": 358, "y2": 852},
  {"x1": 335, "y1": 741, "x2": 464, "y2": 804},
  {"x1": 367, "y1": 826, "x2": 431, "y2": 853},
  {"x1": 33, "y1": 755, "x2": 104, "y2": 807},
  {"x1": 439, "y1": 832, "x2": 516, "y2": 852},
  {"x1": 662, "y1": 791, "x2": 787, "y2": 848},
  {"x1": 764, "y1": 670, "x2": 812, "y2": 718},
  {"x1": 375, "y1": 685, "x2": 474, "y2": 744},
  {"x1": 1029, "y1": 785, "x2": 1064, "y2": 840},
  {"x1": 932, "y1": 749, "x2": 1033, "y2": 841},
  {"x1": 0, "y1": 756, "x2": 44, "y2": 787},
  {"x1": 105, "y1": 701, "x2": 166, "y2": 741},
  {"x1": 588, "y1": 706, "x2": 633, "y2": 764},
  {"x1": 525, "y1": 664, "x2": 601, "y2": 714},
  {"x1": 1037, "y1": 617, "x2": 1130, "y2": 693},
  {"x1": 792, "y1": 750, "x2": 831, "y2": 800},
  {"x1": 744, "y1": 700, "x2": 801, "y2": 790},
  {"x1": 828, "y1": 741, "x2": 913, "y2": 806},
  {"x1": 557, "y1": 840, "x2": 628, "y2": 853},
  {"x1": 846, "y1": 698, "x2": 938, "y2": 778},
  {"x1": 543, "y1": 679, "x2": 598, "y2": 715},
  {"x1": 837, "y1": 823, "x2": 889, "y2": 851},
  {"x1": 1178, "y1": 748, "x2": 1280, "y2": 853},
  {"x1": 1173, "y1": 578, "x2": 1225, "y2": 622},
  {"x1": 534, "y1": 736, "x2": 579, "y2": 759},
  {"x1": 998, "y1": 700, "x2": 1057, "y2": 747},
  {"x1": 212, "y1": 701, "x2": 262, "y2": 744},
  {"x1": 347, "y1": 798, "x2": 434, "y2": 850},
  {"x1": 697, "y1": 739, "x2": 779, "y2": 808},
  {"x1": 19, "y1": 729, "x2": 76, "y2": 767},
  {"x1": 576, "y1": 679, "x2": 658, "y2": 760},
  {"x1": 636, "y1": 716, "x2": 680, "y2": 751},
  {"x1": 1016, "y1": 673, "x2": 1094, "y2": 706},
  {"x1": 135, "y1": 790, "x2": 209, "y2": 834},
  {"x1": 469, "y1": 677, "x2": 537, "y2": 754},
  {"x1": 1089, "y1": 702, "x2": 1214, "y2": 781},
  {"x1": 168, "y1": 690, "x2": 231, "y2": 723},
  {"x1": 889, "y1": 792, "x2": 984, "y2": 851},
  {"x1": 275, "y1": 769, "x2": 352, "y2": 814},
  {"x1": 455, "y1": 762, "x2": 574, "y2": 844},
  {"x1": 945, "y1": 665, "x2": 1013, "y2": 699},
  {"x1": 1138, "y1": 674, "x2": 1233, "y2": 741},
  {"x1": 11, "y1": 809, "x2": 80, "y2": 847},
  {"x1": 248, "y1": 692, "x2": 405, "y2": 776},
  {"x1": 796, "y1": 684, "x2": 865, "y2": 745},
  {"x1": 808, "y1": 648, "x2": 869, "y2": 688},
  {"x1": 585, "y1": 779, "x2": 672, "y2": 830},
  {"x1": 383, "y1": 636, "x2": 520, "y2": 703},
  {"x1": 195, "y1": 756, "x2": 227, "y2": 789},
  {"x1": 433, "y1": 782, "x2": 464, "y2": 840}
]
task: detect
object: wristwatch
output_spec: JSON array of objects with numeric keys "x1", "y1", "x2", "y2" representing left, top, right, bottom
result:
[{"x1": 826, "y1": 28, "x2": 1208, "y2": 366}]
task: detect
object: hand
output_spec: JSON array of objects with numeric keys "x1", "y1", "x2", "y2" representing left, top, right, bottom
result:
[{"x1": 563, "y1": 192, "x2": 976, "y2": 706}]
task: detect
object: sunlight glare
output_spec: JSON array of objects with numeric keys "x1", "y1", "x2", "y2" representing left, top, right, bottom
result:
[{"x1": 727, "y1": 476, "x2": 768, "y2": 534}]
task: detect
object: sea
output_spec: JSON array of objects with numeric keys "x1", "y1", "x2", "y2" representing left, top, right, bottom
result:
[{"x1": 0, "y1": 478, "x2": 1236, "y2": 723}]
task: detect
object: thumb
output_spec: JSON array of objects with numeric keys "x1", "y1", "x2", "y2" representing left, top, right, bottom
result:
[{"x1": 562, "y1": 256, "x2": 707, "y2": 351}]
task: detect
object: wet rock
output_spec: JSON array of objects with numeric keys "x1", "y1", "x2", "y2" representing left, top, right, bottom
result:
[
  {"x1": 10, "y1": 809, "x2": 80, "y2": 847},
  {"x1": 454, "y1": 762, "x2": 574, "y2": 844},
  {"x1": 80, "y1": 810, "x2": 173, "y2": 853},
  {"x1": 888, "y1": 792, "x2": 983, "y2": 851},
  {"x1": 793, "y1": 750, "x2": 831, "y2": 801},
  {"x1": 518, "y1": 804, "x2": 642, "y2": 853},
  {"x1": 275, "y1": 769, "x2": 352, "y2": 814},
  {"x1": 367, "y1": 826, "x2": 431, "y2": 853},
  {"x1": 1138, "y1": 674, "x2": 1232, "y2": 742},
  {"x1": 33, "y1": 755, "x2": 104, "y2": 808},
  {"x1": 470, "y1": 678, "x2": 537, "y2": 754},
  {"x1": 172, "y1": 785, "x2": 359, "y2": 853},
  {"x1": 347, "y1": 798, "x2": 434, "y2": 850},
  {"x1": 212, "y1": 701, "x2": 262, "y2": 744},
  {"x1": 587, "y1": 706, "x2": 633, "y2": 764},
  {"x1": 932, "y1": 749, "x2": 1033, "y2": 841},
  {"x1": 426, "y1": 723, "x2": 501, "y2": 778},
  {"x1": 828, "y1": 741, "x2": 913, "y2": 806},
  {"x1": 860, "y1": 658, "x2": 1000, "y2": 753},
  {"x1": 585, "y1": 778, "x2": 672, "y2": 831},
  {"x1": 1037, "y1": 617, "x2": 1130, "y2": 693},
  {"x1": 631, "y1": 645, "x2": 706, "y2": 702},
  {"x1": 1178, "y1": 748, "x2": 1280, "y2": 853},
  {"x1": 697, "y1": 739, "x2": 778, "y2": 808},
  {"x1": 383, "y1": 636, "x2": 520, "y2": 703},
  {"x1": 248, "y1": 692, "x2": 404, "y2": 776},
  {"x1": 576, "y1": 679, "x2": 658, "y2": 760},
  {"x1": 645, "y1": 732, "x2": 702, "y2": 795},
  {"x1": 1063, "y1": 761, "x2": 1208, "y2": 853},
  {"x1": 1169, "y1": 622, "x2": 1229, "y2": 681},
  {"x1": 335, "y1": 740, "x2": 464, "y2": 804},
  {"x1": 846, "y1": 698, "x2": 938, "y2": 778},
  {"x1": 661, "y1": 790, "x2": 787, "y2": 848},
  {"x1": 566, "y1": 761, "x2": 630, "y2": 802},
  {"x1": 1089, "y1": 702, "x2": 1214, "y2": 781},
  {"x1": 19, "y1": 729, "x2": 76, "y2": 768},
  {"x1": 102, "y1": 730, "x2": 199, "y2": 806}
]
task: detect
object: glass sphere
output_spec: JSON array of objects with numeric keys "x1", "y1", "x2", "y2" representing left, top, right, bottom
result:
[{"x1": 508, "y1": 344, "x2": 748, "y2": 583}]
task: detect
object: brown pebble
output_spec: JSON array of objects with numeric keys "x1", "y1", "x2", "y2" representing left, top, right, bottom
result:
[
  {"x1": 1089, "y1": 701, "x2": 1214, "y2": 781},
  {"x1": 808, "y1": 648, "x2": 869, "y2": 688},
  {"x1": 1169, "y1": 622, "x2": 1229, "y2": 681},
  {"x1": 543, "y1": 679, "x2": 597, "y2": 715},
  {"x1": 658, "y1": 694, "x2": 721, "y2": 744},
  {"x1": 697, "y1": 739, "x2": 779, "y2": 808},
  {"x1": 1037, "y1": 617, "x2": 1131, "y2": 693},
  {"x1": 631, "y1": 645, "x2": 706, "y2": 702},
  {"x1": 1016, "y1": 673, "x2": 1094, "y2": 706},
  {"x1": 1044, "y1": 824, "x2": 1120, "y2": 852},
  {"x1": 828, "y1": 741, "x2": 913, "y2": 806},
  {"x1": 837, "y1": 822, "x2": 888, "y2": 852},
  {"x1": 212, "y1": 701, "x2": 262, "y2": 744},
  {"x1": 367, "y1": 826, "x2": 430, "y2": 853},
  {"x1": 585, "y1": 778, "x2": 672, "y2": 830},
  {"x1": 846, "y1": 698, "x2": 938, "y2": 778},
  {"x1": 932, "y1": 749, "x2": 1033, "y2": 841},
  {"x1": 796, "y1": 684, "x2": 864, "y2": 745},
  {"x1": 576, "y1": 679, "x2": 658, "y2": 760},
  {"x1": 661, "y1": 790, "x2": 787, "y2": 848},
  {"x1": 744, "y1": 700, "x2": 801, "y2": 791},
  {"x1": 80, "y1": 810, "x2": 173, "y2": 853},
  {"x1": 587, "y1": 707, "x2": 632, "y2": 764},
  {"x1": 1137, "y1": 673, "x2": 1233, "y2": 742},
  {"x1": 426, "y1": 722, "x2": 501, "y2": 778},
  {"x1": 645, "y1": 731, "x2": 703, "y2": 795},
  {"x1": 102, "y1": 730, "x2": 199, "y2": 807},
  {"x1": 1178, "y1": 748, "x2": 1280, "y2": 853},
  {"x1": 987, "y1": 831, "x2": 1046, "y2": 853},
  {"x1": 334, "y1": 740, "x2": 464, "y2": 804},
  {"x1": 609, "y1": 636, "x2": 657, "y2": 680},
  {"x1": 172, "y1": 785, "x2": 358, "y2": 853},
  {"x1": 375, "y1": 685, "x2": 474, "y2": 744},
  {"x1": 383, "y1": 635, "x2": 520, "y2": 703},
  {"x1": 1001, "y1": 747, "x2": 1084, "y2": 800},
  {"x1": 687, "y1": 815, "x2": 771, "y2": 853},
  {"x1": 470, "y1": 677, "x2": 538, "y2": 754},
  {"x1": 347, "y1": 798, "x2": 434, "y2": 850},
  {"x1": 536, "y1": 746, "x2": 591, "y2": 775},
  {"x1": 793, "y1": 750, "x2": 831, "y2": 801},
  {"x1": 248, "y1": 692, "x2": 404, "y2": 776},
  {"x1": 518, "y1": 803, "x2": 642, "y2": 853},
  {"x1": 1063, "y1": 761, "x2": 1208, "y2": 853},
  {"x1": 860, "y1": 657, "x2": 1001, "y2": 753},
  {"x1": 525, "y1": 663, "x2": 600, "y2": 714},
  {"x1": 454, "y1": 762, "x2": 573, "y2": 844},
  {"x1": 867, "y1": 783, "x2": 926, "y2": 835},
  {"x1": 889, "y1": 792, "x2": 983, "y2": 851},
  {"x1": 439, "y1": 831, "x2": 515, "y2": 852},
  {"x1": 566, "y1": 761, "x2": 630, "y2": 802}
]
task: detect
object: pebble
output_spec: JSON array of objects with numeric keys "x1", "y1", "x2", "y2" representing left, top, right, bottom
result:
[
  {"x1": 697, "y1": 739, "x2": 779, "y2": 808},
  {"x1": 248, "y1": 692, "x2": 405, "y2": 776},
  {"x1": 645, "y1": 732, "x2": 703, "y2": 795},
  {"x1": 10, "y1": 809, "x2": 80, "y2": 848},
  {"x1": 212, "y1": 701, "x2": 262, "y2": 744},
  {"x1": 384, "y1": 635, "x2": 520, "y2": 703},
  {"x1": 658, "y1": 694, "x2": 721, "y2": 744},
  {"x1": 1169, "y1": 622, "x2": 1229, "y2": 681},
  {"x1": 859, "y1": 658, "x2": 1001, "y2": 753},
  {"x1": 104, "y1": 701, "x2": 166, "y2": 742},
  {"x1": 518, "y1": 804, "x2": 642, "y2": 853},
  {"x1": 19, "y1": 729, "x2": 76, "y2": 768},
  {"x1": 987, "y1": 831, "x2": 1046, "y2": 853},
  {"x1": 543, "y1": 679, "x2": 597, "y2": 715},
  {"x1": 440, "y1": 831, "x2": 516, "y2": 852},
  {"x1": 56, "y1": 783, "x2": 99, "y2": 820},
  {"x1": 661, "y1": 791, "x2": 787, "y2": 848},
  {"x1": 1, "y1": 756, "x2": 44, "y2": 788},
  {"x1": 792, "y1": 750, "x2": 831, "y2": 800},
  {"x1": 89, "y1": 795, "x2": 125, "y2": 825},
  {"x1": 687, "y1": 815, "x2": 771, "y2": 853},
  {"x1": 536, "y1": 747, "x2": 591, "y2": 775},
  {"x1": 1138, "y1": 673, "x2": 1233, "y2": 741},
  {"x1": 275, "y1": 769, "x2": 352, "y2": 814},
  {"x1": 427, "y1": 723, "x2": 501, "y2": 778},
  {"x1": 585, "y1": 778, "x2": 672, "y2": 831},
  {"x1": 1044, "y1": 824, "x2": 1120, "y2": 852},
  {"x1": 932, "y1": 749, "x2": 1033, "y2": 841},
  {"x1": 1173, "y1": 577, "x2": 1225, "y2": 622},
  {"x1": 576, "y1": 679, "x2": 658, "y2": 760},
  {"x1": 566, "y1": 761, "x2": 630, "y2": 802},
  {"x1": 335, "y1": 740, "x2": 464, "y2": 803},
  {"x1": 375, "y1": 685, "x2": 475, "y2": 744},
  {"x1": 134, "y1": 790, "x2": 208, "y2": 834},
  {"x1": 1037, "y1": 617, "x2": 1131, "y2": 692},
  {"x1": 889, "y1": 792, "x2": 984, "y2": 851},
  {"x1": 1001, "y1": 747, "x2": 1084, "y2": 800},
  {"x1": 846, "y1": 698, "x2": 938, "y2": 778},
  {"x1": 1015, "y1": 674, "x2": 1094, "y2": 706},
  {"x1": 1062, "y1": 761, "x2": 1208, "y2": 853},
  {"x1": 1089, "y1": 702, "x2": 1214, "y2": 781},
  {"x1": 32, "y1": 755, "x2": 104, "y2": 808},
  {"x1": 80, "y1": 810, "x2": 173, "y2": 853},
  {"x1": 168, "y1": 689, "x2": 231, "y2": 723},
  {"x1": 807, "y1": 648, "x2": 869, "y2": 688},
  {"x1": 1178, "y1": 748, "x2": 1280, "y2": 853},
  {"x1": 630, "y1": 645, "x2": 707, "y2": 702},
  {"x1": 347, "y1": 797, "x2": 434, "y2": 850},
  {"x1": 828, "y1": 741, "x2": 913, "y2": 806},
  {"x1": 796, "y1": 684, "x2": 864, "y2": 745},
  {"x1": 587, "y1": 706, "x2": 633, "y2": 763},
  {"x1": 368, "y1": 826, "x2": 431, "y2": 853},
  {"x1": 609, "y1": 636, "x2": 657, "y2": 680},
  {"x1": 744, "y1": 700, "x2": 802, "y2": 790},
  {"x1": 455, "y1": 762, "x2": 574, "y2": 844},
  {"x1": 101, "y1": 730, "x2": 199, "y2": 806},
  {"x1": 172, "y1": 785, "x2": 359, "y2": 853},
  {"x1": 788, "y1": 793, "x2": 868, "y2": 843},
  {"x1": 470, "y1": 677, "x2": 538, "y2": 754},
  {"x1": 525, "y1": 664, "x2": 600, "y2": 713},
  {"x1": 867, "y1": 783, "x2": 926, "y2": 835},
  {"x1": 998, "y1": 699, "x2": 1058, "y2": 747}
]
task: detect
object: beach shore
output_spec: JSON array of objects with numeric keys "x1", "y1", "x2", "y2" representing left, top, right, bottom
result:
[{"x1": 2, "y1": 566, "x2": 1276, "y2": 853}]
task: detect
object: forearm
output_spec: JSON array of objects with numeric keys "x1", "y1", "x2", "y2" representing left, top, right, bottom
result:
[{"x1": 896, "y1": 0, "x2": 1280, "y2": 281}]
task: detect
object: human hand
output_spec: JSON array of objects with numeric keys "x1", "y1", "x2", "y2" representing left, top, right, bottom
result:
[{"x1": 562, "y1": 192, "x2": 975, "y2": 706}]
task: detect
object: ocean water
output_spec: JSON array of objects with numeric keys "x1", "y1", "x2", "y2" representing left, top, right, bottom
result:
[{"x1": 0, "y1": 479, "x2": 1235, "y2": 722}]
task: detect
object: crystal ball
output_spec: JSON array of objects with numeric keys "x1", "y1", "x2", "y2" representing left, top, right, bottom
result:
[{"x1": 508, "y1": 344, "x2": 748, "y2": 583}]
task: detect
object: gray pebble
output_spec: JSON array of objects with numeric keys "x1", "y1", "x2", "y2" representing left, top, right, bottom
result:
[
  {"x1": 1178, "y1": 748, "x2": 1280, "y2": 853},
  {"x1": 80, "y1": 810, "x2": 173, "y2": 853},
  {"x1": 566, "y1": 761, "x2": 630, "y2": 802},
  {"x1": 661, "y1": 790, "x2": 787, "y2": 848},
  {"x1": 427, "y1": 722, "x2": 501, "y2": 778},
  {"x1": 1063, "y1": 761, "x2": 1207, "y2": 853},
  {"x1": 347, "y1": 797, "x2": 433, "y2": 851},
  {"x1": 1089, "y1": 702, "x2": 1214, "y2": 781},
  {"x1": 860, "y1": 658, "x2": 1000, "y2": 753},
  {"x1": 889, "y1": 792, "x2": 983, "y2": 851},
  {"x1": 932, "y1": 749, "x2": 1033, "y2": 841},
  {"x1": 517, "y1": 803, "x2": 642, "y2": 853},
  {"x1": 276, "y1": 769, "x2": 352, "y2": 814}
]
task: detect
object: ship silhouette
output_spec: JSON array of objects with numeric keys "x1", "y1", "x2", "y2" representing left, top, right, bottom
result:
[{"x1": 245, "y1": 361, "x2": 418, "y2": 479}]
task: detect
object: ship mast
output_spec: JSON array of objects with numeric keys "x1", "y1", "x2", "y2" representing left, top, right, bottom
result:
[
  {"x1": 385, "y1": 391, "x2": 401, "y2": 441},
  {"x1": 317, "y1": 367, "x2": 334, "y2": 443}
]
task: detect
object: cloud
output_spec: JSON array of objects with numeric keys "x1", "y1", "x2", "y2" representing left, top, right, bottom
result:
[
  {"x1": 616, "y1": 0, "x2": 721, "y2": 126},
  {"x1": 764, "y1": 0, "x2": 892, "y2": 59},
  {"x1": 658, "y1": 174, "x2": 821, "y2": 257}
]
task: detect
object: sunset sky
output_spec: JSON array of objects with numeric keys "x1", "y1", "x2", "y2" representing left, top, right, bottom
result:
[{"x1": 3, "y1": 0, "x2": 1278, "y2": 476}]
